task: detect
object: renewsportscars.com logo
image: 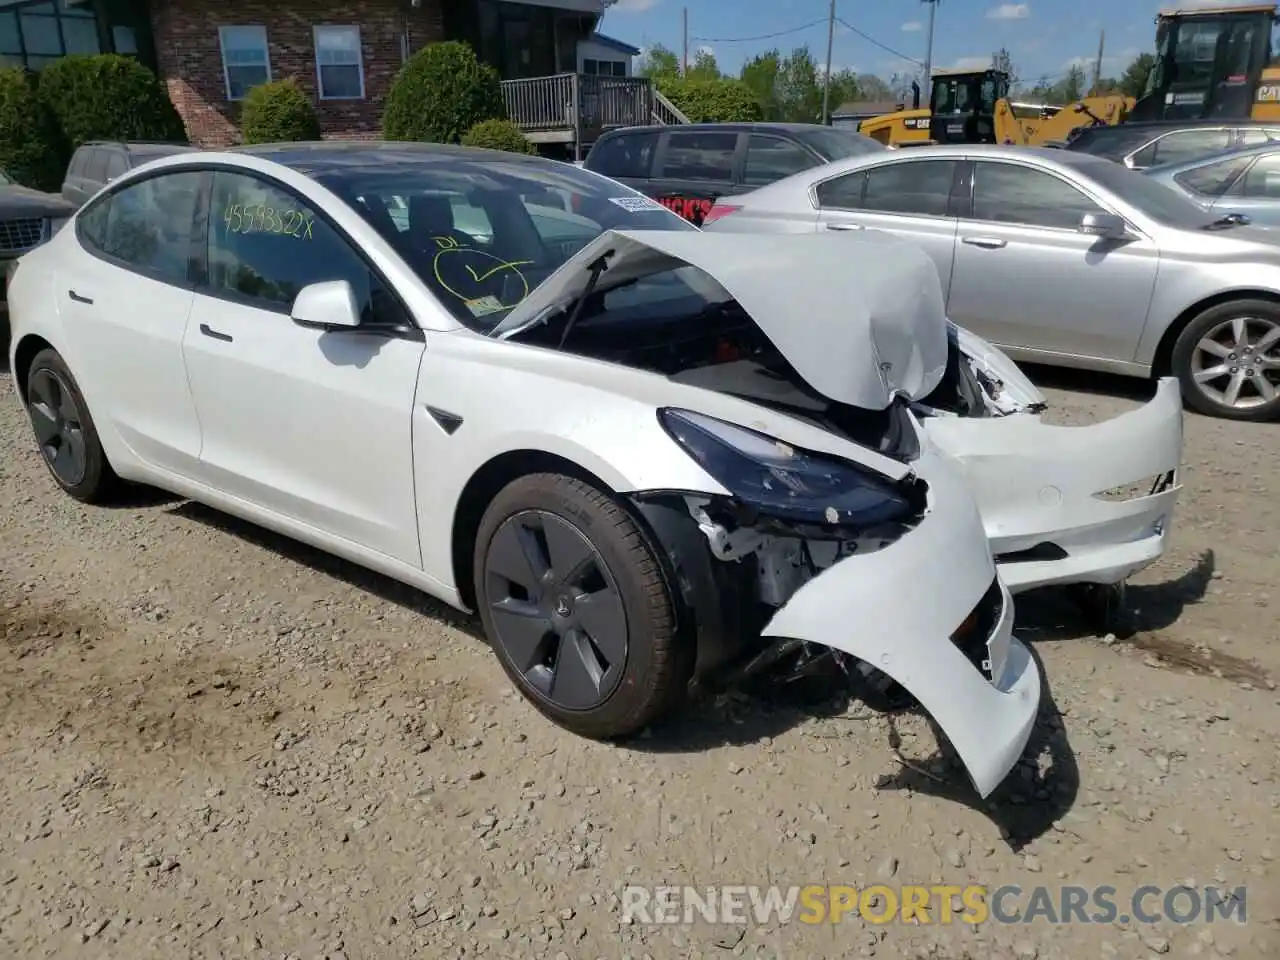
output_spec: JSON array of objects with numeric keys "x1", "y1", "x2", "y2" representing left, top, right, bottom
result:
[{"x1": 621, "y1": 884, "x2": 1248, "y2": 926}]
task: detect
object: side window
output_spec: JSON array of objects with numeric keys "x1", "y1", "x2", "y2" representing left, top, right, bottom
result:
[
  {"x1": 971, "y1": 162, "x2": 1103, "y2": 229},
  {"x1": 1174, "y1": 156, "x2": 1251, "y2": 197},
  {"x1": 742, "y1": 135, "x2": 818, "y2": 187},
  {"x1": 815, "y1": 171, "x2": 866, "y2": 209},
  {"x1": 84, "y1": 148, "x2": 109, "y2": 185},
  {"x1": 207, "y1": 171, "x2": 405, "y2": 327},
  {"x1": 1151, "y1": 129, "x2": 1232, "y2": 166},
  {"x1": 659, "y1": 131, "x2": 738, "y2": 182},
  {"x1": 588, "y1": 131, "x2": 656, "y2": 179},
  {"x1": 861, "y1": 160, "x2": 957, "y2": 217},
  {"x1": 104, "y1": 151, "x2": 129, "y2": 182},
  {"x1": 1240, "y1": 154, "x2": 1280, "y2": 198},
  {"x1": 76, "y1": 171, "x2": 200, "y2": 283}
]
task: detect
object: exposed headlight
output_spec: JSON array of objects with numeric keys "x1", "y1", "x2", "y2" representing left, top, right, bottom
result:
[
  {"x1": 47, "y1": 217, "x2": 69, "y2": 237},
  {"x1": 658, "y1": 408, "x2": 915, "y2": 527}
]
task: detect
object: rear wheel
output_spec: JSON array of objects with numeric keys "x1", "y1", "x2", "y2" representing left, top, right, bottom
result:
[
  {"x1": 1171, "y1": 300, "x2": 1280, "y2": 421},
  {"x1": 24, "y1": 348, "x2": 119, "y2": 503},
  {"x1": 473, "y1": 473, "x2": 689, "y2": 739}
]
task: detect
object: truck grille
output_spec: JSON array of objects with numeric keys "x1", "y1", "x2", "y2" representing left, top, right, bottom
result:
[{"x1": 0, "y1": 218, "x2": 45, "y2": 255}]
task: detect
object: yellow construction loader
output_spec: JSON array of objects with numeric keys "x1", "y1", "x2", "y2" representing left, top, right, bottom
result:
[{"x1": 858, "y1": 2, "x2": 1280, "y2": 147}]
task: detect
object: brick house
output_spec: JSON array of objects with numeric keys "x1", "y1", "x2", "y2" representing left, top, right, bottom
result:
[{"x1": 0, "y1": 0, "x2": 639, "y2": 148}]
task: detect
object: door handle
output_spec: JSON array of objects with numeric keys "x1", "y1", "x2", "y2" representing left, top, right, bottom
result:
[
  {"x1": 825, "y1": 222, "x2": 864, "y2": 231},
  {"x1": 68, "y1": 289, "x2": 93, "y2": 304},
  {"x1": 961, "y1": 236, "x2": 1008, "y2": 249},
  {"x1": 199, "y1": 323, "x2": 233, "y2": 343}
]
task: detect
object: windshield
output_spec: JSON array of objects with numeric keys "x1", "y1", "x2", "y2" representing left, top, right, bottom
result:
[
  {"x1": 801, "y1": 127, "x2": 886, "y2": 161},
  {"x1": 1077, "y1": 156, "x2": 1222, "y2": 228},
  {"x1": 317, "y1": 154, "x2": 694, "y2": 331}
]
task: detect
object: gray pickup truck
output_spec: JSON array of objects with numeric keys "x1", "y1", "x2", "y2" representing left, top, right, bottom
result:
[{"x1": 0, "y1": 167, "x2": 75, "y2": 315}]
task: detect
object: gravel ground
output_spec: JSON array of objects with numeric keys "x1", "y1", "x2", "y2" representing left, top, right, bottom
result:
[{"x1": 1, "y1": 360, "x2": 1277, "y2": 960}]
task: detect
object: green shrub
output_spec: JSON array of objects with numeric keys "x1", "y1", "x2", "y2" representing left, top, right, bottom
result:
[
  {"x1": 38, "y1": 54, "x2": 186, "y2": 149},
  {"x1": 460, "y1": 118, "x2": 535, "y2": 154},
  {"x1": 656, "y1": 77, "x2": 762, "y2": 123},
  {"x1": 0, "y1": 68, "x2": 65, "y2": 191},
  {"x1": 383, "y1": 41, "x2": 505, "y2": 143},
  {"x1": 240, "y1": 78, "x2": 321, "y2": 144}
]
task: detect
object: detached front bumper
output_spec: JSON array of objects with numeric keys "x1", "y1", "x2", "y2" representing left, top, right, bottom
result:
[
  {"x1": 758, "y1": 453, "x2": 1040, "y2": 798},
  {"x1": 922, "y1": 376, "x2": 1184, "y2": 594}
]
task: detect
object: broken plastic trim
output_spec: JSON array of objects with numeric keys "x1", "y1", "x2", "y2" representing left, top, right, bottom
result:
[
  {"x1": 657, "y1": 408, "x2": 918, "y2": 528},
  {"x1": 1093, "y1": 469, "x2": 1178, "y2": 503}
]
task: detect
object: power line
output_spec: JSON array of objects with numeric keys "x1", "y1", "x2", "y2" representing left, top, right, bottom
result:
[
  {"x1": 689, "y1": 18, "x2": 828, "y2": 44},
  {"x1": 835, "y1": 17, "x2": 922, "y2": 65}
]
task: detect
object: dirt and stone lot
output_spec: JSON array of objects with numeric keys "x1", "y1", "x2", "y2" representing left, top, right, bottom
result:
[{"x1": 1, "y1": 363, "x2": 1277, "y2": 960}]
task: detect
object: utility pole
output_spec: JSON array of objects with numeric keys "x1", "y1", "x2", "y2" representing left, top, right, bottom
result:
[
  {"x1": 682, "y1": 7, "x2": 688, "y2": 75},
  {"x1": 1091, "y1": 29, "x2": 1106, "y2": 95},
  {"x1": 821, "y1": 0, "x2": 836, "y2": 124},
  {"x1": 922, "y1": 0, "x2": 939, "y2": 82}
]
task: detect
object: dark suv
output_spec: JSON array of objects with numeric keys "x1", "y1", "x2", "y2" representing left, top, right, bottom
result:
[
  {"x1": 583, "y1": 122, "x2": 884, "y2": 225},
  {"x1": 62, "y1": 140, "x2": 197, "y2": 208},
  {"x1": 1063, "y1": 120, "x2": 1280, "y2": 170}
]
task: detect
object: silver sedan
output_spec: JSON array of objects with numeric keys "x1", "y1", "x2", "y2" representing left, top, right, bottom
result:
[
  {"x1": 1143, "y1": 141, "x2": 1280, "y2": 229},
  {"x1": 702, "y1": 144, "x2": 1280, "y2": 421}
]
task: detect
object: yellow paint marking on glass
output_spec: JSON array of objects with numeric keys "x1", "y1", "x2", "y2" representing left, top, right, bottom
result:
[
  {"x1": 432, "y1": 245, "x2": 532, "y2": 309},
  {"x1": 222, "y1": 203, "x2": 315, "y2": 239}
]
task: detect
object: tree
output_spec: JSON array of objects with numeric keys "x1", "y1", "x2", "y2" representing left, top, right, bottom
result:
[
  {"x1": 855, "y1": 74, "x2": 894, "y2": 102},
  {"x1": 740, "y1": 50, "x2": 782, "y2": 119},
  {"x1": 0, "y1": 68, "x2": 65, "y2": 191},
  {"x1": 823, "y1": 68, "x2": 860, "y2": 114},
  {"x1": 1061, "y1": 63, "x2": 1086, "y2": 103},
  {"x1": 776, "y1": 45, "x2": 823, "y2": 123},
  {"x1": 38, "y1": 54, "x2": 185, "y2": 150},
  {"x1": 991, "y1": 47, "x2": 1018, "y2": 87},
  {"x1": 686, "y1": 48, "x2": 721, "y2": 81},
  {"x1": 460, "y1": 118, "x2": 536, "y2": 154},
  {"x1": 239, "y1": 78, "x2": 320, "y2": 145},
  {"x1": 1119, "y1": 53, "x2": 1156, "y2": 98},
  {"x1": 655, "y1": 77, "x2": 762, "y2": 122},
  {"x1": 638, "y1": 43, "x2": 680, "y2": 79}
]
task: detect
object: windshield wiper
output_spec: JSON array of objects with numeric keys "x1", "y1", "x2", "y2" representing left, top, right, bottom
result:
[
  {"x1": 557, "y1": 250, "x2": 612, "y2": 349},
  {"x1": 1203, "y1": 212, "x2": 1250, "y2": 230}
]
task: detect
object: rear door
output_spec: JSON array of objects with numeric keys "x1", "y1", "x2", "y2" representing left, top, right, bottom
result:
[
  {"x1": 648, "y1": 129, "x2": 743, "y2": 225},
  {"x1": 945, "y1": 159, "x2": 1158, "y2": 361},
  {"x1": 811, "y1": 157, "x2": 962, "y2": 298},
  {"x1": 740, "y1": 133, "x2": 823, "y2": 190},
  {"x1": 1213, "y1": 151, "x2": 1280, "y2": 227}
]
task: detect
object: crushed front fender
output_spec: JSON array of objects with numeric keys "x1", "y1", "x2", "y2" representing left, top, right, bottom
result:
[
  {"x1": 920, "y1": 376, "x2": 1183, "y2": 594},
  {"x1": 759, "y1": 453, "x2": 1040, "y2": 798}
]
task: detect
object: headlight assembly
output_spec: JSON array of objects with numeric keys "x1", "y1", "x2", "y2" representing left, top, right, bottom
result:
[{"x1": 658, "y1": 408, "x2": 915, "y2": 527}]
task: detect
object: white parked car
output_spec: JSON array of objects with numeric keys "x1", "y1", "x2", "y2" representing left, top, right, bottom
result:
[{"x1": 10, "y1": 142, "x2": 1135, "y2": 798}]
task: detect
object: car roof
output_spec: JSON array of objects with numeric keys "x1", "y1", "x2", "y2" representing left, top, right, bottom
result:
[
  {"x1": 231, "y1": 140, "x2": 562, "y2": 178},
  {"x1": 595, "y1": 122, "x2": 845, "y2": 137}
]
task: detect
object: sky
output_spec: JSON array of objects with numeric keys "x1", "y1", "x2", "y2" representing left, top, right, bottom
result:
[{"x1": 597, "y1": 0, "x2": 1255, "y2": 87}]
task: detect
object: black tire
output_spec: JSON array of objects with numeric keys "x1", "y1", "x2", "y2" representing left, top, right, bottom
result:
[
  {"x1": 1171, "y1": 299, "x2": 1280, "y2": 421},
  {"x1": 24, "y1": 347, "x2": 120, "y2": 503},
  {"x1": 472, "y1": 472, "x2": 689, "y2": 739}
]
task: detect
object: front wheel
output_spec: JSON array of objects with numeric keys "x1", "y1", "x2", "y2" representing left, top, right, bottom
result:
[
  {"x1": 473, "y1": 473, "x2": 690, "y2": 739},
  {"x1": 1171, "y1": 300, "x2": 1280, "y2": 421}
]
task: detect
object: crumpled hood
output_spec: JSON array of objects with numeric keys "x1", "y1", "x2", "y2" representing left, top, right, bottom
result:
[{"x1": 490, "y1": 229, "x2": 949, "y2": 410}]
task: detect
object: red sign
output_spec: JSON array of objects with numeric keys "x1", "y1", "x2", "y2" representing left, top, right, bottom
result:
[{"x1": 658, "y1": 195, "x2": 714, "y2": 224}]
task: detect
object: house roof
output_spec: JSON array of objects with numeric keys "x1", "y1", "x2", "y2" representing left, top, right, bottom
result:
[{"x1": 588, "y1": 32, "x2": 640, "y2": 55}]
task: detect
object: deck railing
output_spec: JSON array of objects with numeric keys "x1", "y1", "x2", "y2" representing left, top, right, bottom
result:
[{"x1": 501, "y1": 73, "x2": 679, "y2": 142}]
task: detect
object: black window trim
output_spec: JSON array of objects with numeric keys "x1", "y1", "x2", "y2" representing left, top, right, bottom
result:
[
  {"x1": 960, "y1": 157, "x2": 1132, "y2": 235},
  {"x1": 808, "y1": 156, "x2": 964, "y2": 221},
  {"x1": 76, "y1": 161, "x2": 423, "y2": 343}
]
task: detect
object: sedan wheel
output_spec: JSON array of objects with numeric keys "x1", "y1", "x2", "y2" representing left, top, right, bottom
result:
[
  {"x1": 473, "y1": 473, "x2": 690, "y2": 738},
  {"x1": 483, "y1": 509, "x2": 628, "y2": 710},
  {"x1": 1173, "y1": 300, "x2": 1280, "y2": 421},
  {"x1": 24, "y1": 348, "x2": 119, "y2": 503}
]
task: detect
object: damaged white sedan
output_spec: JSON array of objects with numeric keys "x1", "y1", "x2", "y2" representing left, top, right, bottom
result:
[{"x1": 8, "y1": 144, "x2": 1044, "y2": 797}]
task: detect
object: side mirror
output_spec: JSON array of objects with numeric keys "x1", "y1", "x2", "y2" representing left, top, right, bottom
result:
[
  {"x1": 1078, "y1": 212, "x2": 1129, "y2": 239},
  {"x1": 290, "y1": 280, "x2": 362, "y2": 330}
]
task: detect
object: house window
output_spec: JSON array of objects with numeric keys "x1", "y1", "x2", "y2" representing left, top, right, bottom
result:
[
  {"x1": 314, "y1": 25, "x2": 364, "y2": 100},
  {"x1": 219, "y1": 25, "x2": 270, "y2": 101},
  {"x1": 0, "y1": 1, "x2": 102, "y2": 73},
  {"x1": 583, "y1": 57, "x2": 626, "y2": 77}
]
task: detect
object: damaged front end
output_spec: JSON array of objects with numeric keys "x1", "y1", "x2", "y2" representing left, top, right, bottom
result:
[
  {"x1": 629, "y1": 410, "x2": 1040, "y2": 800},
  {"x1": 916, "y1": 325, "x2": 1184, "y2": 594}
]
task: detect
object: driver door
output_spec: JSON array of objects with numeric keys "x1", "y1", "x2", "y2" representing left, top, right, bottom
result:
[{"x1": 181, "y1": 169, "x2": 425, "y2": 566}]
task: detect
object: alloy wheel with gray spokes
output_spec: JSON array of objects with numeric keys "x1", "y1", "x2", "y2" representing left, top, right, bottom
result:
[
  {"x1": 1190, "y1": 316, "x2": 1280, "y2": 411},
  {"x1": 473, "y1": 473, "x2": 688, "y2": 739},
  {"x1": 483, "y1": 509, "x2": 628, "y2": 711},
  {"x1": 27, "y1": 366, "x2": 89, "y2": 487}
]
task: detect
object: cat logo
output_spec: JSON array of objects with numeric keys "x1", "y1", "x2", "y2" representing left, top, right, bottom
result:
[{"x1": 1257, "y1": 84, "x2": 1280, "y2": 102}]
